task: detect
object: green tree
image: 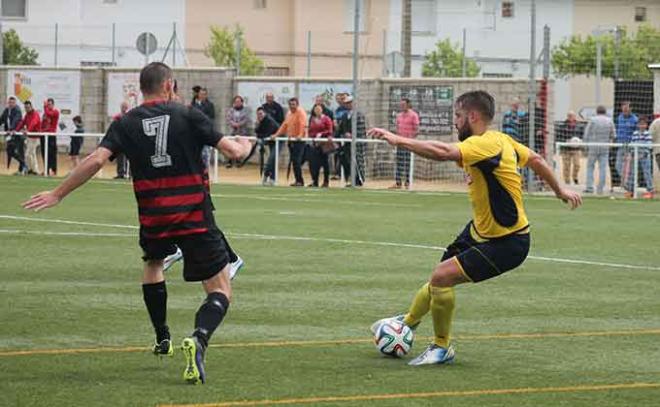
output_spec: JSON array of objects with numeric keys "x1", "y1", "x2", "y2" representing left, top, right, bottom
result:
[
  {"x1": 2, "y1": 29, "x2": 39, "y2": 65},
  {"x1": 551, "y1": 25, "x2": 660, "y2": 80},
  {"x1": 422, "y1": 39, "x2": 480, "y2": 78},
  {"x1": 205, "y1": 25, "x2": 264, "y2": 75}
]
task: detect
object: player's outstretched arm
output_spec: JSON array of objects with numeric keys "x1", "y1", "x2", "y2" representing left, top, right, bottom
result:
[
  {"x1": 526, "y1": 151, "x2": 582, "y2": 210},
  {"x1": 216, "y1": 136, "x2": 253, "y2": 161},
  {"x1": 22, "y1": 147, "x2": 112, "y2": 212},
  {"x1": 367, "y1": 128, "x2": 460, "y2": 162}
]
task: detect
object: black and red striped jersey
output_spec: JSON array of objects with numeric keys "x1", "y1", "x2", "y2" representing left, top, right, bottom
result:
[{"x1": 100, "y1": 100, "x2": 223, "y2": 239}]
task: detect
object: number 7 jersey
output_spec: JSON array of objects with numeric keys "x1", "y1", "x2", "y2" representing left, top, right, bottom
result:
[{"x1": 100, "y1": 100, "x2": 223, "y2": 240}]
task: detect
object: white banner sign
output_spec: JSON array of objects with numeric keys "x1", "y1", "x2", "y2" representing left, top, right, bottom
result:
[
  {"x1": 7, "y1": 69, "x2": 81, "y2": 142},
  {"x1": 106, "y1": 72, "x2": 142, "y2": 117},
  {"x1": 237, "y1": 81, "x2": 295, "y2": 120},
  {"x1": 298, "y1": 82, "x2": 353, "y2": 113}
]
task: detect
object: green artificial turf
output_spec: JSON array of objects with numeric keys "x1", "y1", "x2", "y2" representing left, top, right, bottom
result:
[{"x1": 1, "y1": 176, "x2": 659, "y2": 406}]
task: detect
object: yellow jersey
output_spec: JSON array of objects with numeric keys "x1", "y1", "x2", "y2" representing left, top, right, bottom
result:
[{"x1": 456, "y1": 130, "x2": 531, "y2": 239}]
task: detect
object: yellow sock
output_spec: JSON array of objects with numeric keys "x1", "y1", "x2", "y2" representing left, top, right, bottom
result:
[
  {"x1": 429, "y1": 286, "x2": 455, "y2": 348},
  {"x1": 403, "y1": 283, "x2": 431, "y2": 327}
]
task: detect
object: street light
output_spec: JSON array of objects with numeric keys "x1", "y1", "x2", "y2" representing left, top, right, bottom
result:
[{"x1": 592, "y1": 26, "x2": 619, "y2": 105}]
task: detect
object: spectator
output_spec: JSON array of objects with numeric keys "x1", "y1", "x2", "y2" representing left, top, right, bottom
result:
[
  {"x1": 501, "y1": 98, "x2": 527, "y2": 143},
  {"x1": 255, "y1": 107, "x2": 280, "y2": 185},
  {"x1": 261, "y1": 92, "x2": 284, "y2": 126},
  {"x1": 308, "y1": 103, "x2": 334, "y2": 187},
  {"x1": 272, "y1": 97, "x2": 307, "y2": 187},
  {"x1": 556, "y1": 111, "x2": 583, "y2": 185},
  {"x1": 15, "y1": 101, "x2": 41, "y2": 175},
  {"x1": 582, "y1": 105, "x2": 615, "y2": 195},
  {"x1": 39, "y1": 98, "x2": 60, "y2": 176},
  {"x1": 336, "y1": 95, "x2": 366, "y2": 187},
  {"x1": 332, "y1": 93, "x2": 350, "y2": 180},
  {"x1": 1, "y1": 96, "x2": 25, "y2": 174},
  {"x1": 611, "y1": 101, "x2": 638, "y2": 189},
  {"x1": 192, "y1": 87, "x2": 215, "y2": 120},
  {"x1": 624, "y1": 117, "x2": 654, "y2": 199},
  {"x1": 112, "y1": 102, "x2": 130, "y2": 179},
  {"x1": 190, "y1": 85, "x2": 201, "y2": 105},
  {"x1": 390, "y1": 97, "x2": 419, "y2": 189},
  {"x1": 309, "y1": 95, "x2": 334, "y2": 121},
  {"x1": 69, "y1": 115, "x2": 84, "y2": 169},
  {"x1": 225, "y1": 95, "x2": 251, "y2": 168},
  {"x1": 192, "y1": 87, "x2": 216, "y2": 168},
  {"x1": 651, "y1": 114, "x2": 660, "y2": 174}
]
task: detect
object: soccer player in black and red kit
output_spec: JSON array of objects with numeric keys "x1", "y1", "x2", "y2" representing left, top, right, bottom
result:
[{"x1": 23, "y1": 62, "x2": 252, "y2": 385}]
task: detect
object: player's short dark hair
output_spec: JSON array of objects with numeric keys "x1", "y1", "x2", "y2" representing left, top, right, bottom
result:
[
  {"x1": 256, "y1": 107, "x2": 264, "y2": 113},
  {"x1": 140, "y1": 62, "x2": 172, "y2": 95},
  {"x1": 72, "y1": 115, "x2": 82, "y2": 124},
  {"x1": 288, "y1": 97, "x2": 299, "y2": 104},
  {"x1": 233, "y1": 95, "x2": 244, "y2": 103},
  {"x1": 401, "y1": 97, "x2": 412, "y2": 107},
  {"x1": 8, "y1": 96, "x2": 16, "y2": 101},
  {"x1": 596, "y1": 105, "x2": 607, "y2": 115},
  {"x1": 47, "y1": 98, "x2": 55, "y2": 104},
  {"x1": 455, "y1": 91, "x2": 495, "y2": 122},
  {"x1": 621, "y1": 100, "x2": 631, "y2": 107},
  {"x1": 638, "y1": 115, "x2": 648, "y2": 125}
]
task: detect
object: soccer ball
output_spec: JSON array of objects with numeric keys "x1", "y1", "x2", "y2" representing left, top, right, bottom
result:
[{"x1": 373, "y1": 320, "x2": 414, "y2": 358}]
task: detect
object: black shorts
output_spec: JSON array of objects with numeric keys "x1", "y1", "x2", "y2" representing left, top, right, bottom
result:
[
  {"x1": 139, "y1": 226, "x2": 230, "y2": 282},
  {"x1": 441, "y1": 222, "x2": 530, "y2": 282},
  {"x1": 69, "y1": 136, "x2": 83, "y2": 156}
]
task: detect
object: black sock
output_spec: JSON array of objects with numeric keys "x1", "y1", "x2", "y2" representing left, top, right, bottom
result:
[
  {"x1": 142, "y1": 281, "x2": 170, "y2": 342},
  {"x1": 193, "y1": 292, "x2": 230, "y2": 348}
]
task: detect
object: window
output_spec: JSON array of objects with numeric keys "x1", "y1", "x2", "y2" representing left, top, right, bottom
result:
[
  {"x1": 253, "y1": 0, "x2": 266, "y2": 9},
  {"x1": 345, "y1": 0, "x2": 367, "y2": 32},
  {"x1": 634, "y1": 7, "x2": 646, "y2": 22},
  {"x1": 1, "y1": 0, "x2": 27, "y2": 18},
  {"x1": 501, "y1": 1, "x2": 514, "y2": 18},
  {"x1": 412, "y1": 0, "x2": 436, "y2": 34}
]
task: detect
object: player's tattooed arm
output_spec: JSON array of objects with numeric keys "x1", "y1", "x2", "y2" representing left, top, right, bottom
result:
[
  {"x1": 367, "y1": 128, "x2": 460, "y2": 162},
  {"x1": 23, "y1": 147, "x2": 113, "y2": 212}
]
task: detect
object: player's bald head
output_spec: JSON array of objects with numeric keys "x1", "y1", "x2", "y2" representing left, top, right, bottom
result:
[{"x1": 140, "y1": 62, "x2": 173, "y2": 95}]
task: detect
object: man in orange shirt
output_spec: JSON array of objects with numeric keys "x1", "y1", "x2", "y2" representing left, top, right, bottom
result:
[{"x1": 272, "y1": 97, "x2": 307, "y2": 186}]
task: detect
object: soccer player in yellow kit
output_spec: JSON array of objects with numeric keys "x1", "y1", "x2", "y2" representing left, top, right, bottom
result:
[{"x1": 368, "y1": 90, "x2": 582, "y2": 365}]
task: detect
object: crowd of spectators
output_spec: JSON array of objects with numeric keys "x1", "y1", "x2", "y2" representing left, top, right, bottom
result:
[
  {"x1": 2, "y1": 97, "x2": 64, "y2": 176},
  {"x1": 4, "y1": 87, "x2": 658, "y2": 198},
  {"x1": 501, "y1": 97, "x2": 659, "y2": 199}
]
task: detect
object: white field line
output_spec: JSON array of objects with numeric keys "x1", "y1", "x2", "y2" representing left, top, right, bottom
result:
[
  {"x1": 211, "y1": 194, "x2": 422, "y2": 208},
  {"x1": 1, "y1": 214, "x2": 659, "y2": 271},
  {"x1": 0, "y1": 229, "x2": 135, "y2": 237},
  {"x1": 0, "y1": 215, "x2": 138, "y2": 229}
]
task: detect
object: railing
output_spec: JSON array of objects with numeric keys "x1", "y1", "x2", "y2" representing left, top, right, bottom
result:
[
  {"x1": 555, "y1": 141, "x2": 659, "y2": 199},
  {"x1": 9, "y1": 132, "x2": 416, "y2": 187}
]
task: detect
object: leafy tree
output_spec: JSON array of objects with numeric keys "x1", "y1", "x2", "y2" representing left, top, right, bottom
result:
[
  {"x1": 422, "y1": 39, "x2": 480, "y2": 78},
  {"x1": 2, "y1": 29, "x2": 39, "y2": 65},
  {"x1": 551, "y1": 25, "x2": 660, "y2": 80},
  {"x1": 205, "y1": 25, "x2": 264, "y2": 75}
]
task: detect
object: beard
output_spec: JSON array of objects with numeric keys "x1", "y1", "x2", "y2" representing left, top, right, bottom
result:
[{"x1": 457, "y1": 121, "x2": 473, "y2": 141}]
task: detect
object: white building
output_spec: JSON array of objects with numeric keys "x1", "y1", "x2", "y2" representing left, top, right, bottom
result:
[
  {"x1": 386, "y1": 0, "x2": 574, "y2": 120},
  {"x1": 0, "y1": 0, "x2": 186, "y2": 67}
]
